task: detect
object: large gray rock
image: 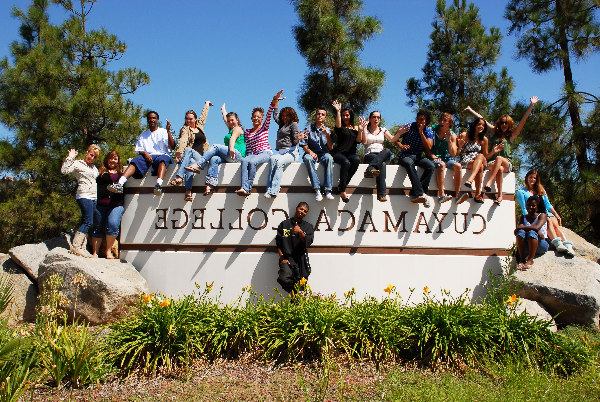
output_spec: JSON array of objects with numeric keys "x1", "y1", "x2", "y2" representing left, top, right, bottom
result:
[
  {"x1": 38, "y1": 248, "x2": 148, "y2": 325},
  {"x1": 560, "y1": 227, "x2": 600, "y2": 264},
  {"x1": 9, "y1": 233, "x2": 71, "y2": 282},
  {"x1": 514, "y1": 252, "x2": 600, "y2": 327},
  {"x1": 514, "y1": 299, "x2": 557, "y2": 332},
  {"x1": 0, "y1": 254, "x2": 38, "y2": 324}
]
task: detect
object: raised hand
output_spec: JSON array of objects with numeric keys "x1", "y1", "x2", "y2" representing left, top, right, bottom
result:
[
  {"x1": 530, "y1": 96, "x2": 539, "y2": 105},
  {"x1": 206, "y1": 100, "x2": 214, "y2": 106},
  {"x1": 457, "y1": 137, "x2": 465, "y2": 148},
  {"x1": 358, "y1": 116, "x2": 368, "y2": 129},
  {"x1": 332, "y1": 100, "x2": 341, "y2": 112},
  {"x1": 221, "y1": 103, "x2": 226, "y2": 111},
  {"x1": 166, "y1": 119, "x2": 171, "y2": 133},
  {"x1": 272, "y1": 89, "x2": 285, "y2": 103},
  {"x1": 68, "y1": 149, "x2": 78, "y2": 158},
  {"x1": 292, "y1": 220, "x2": 303, "y2": 235},
  {"x1": 463, "y1": 106, "x2": 473, "y2": 113},
  {"x1": 296, "y1": 130, "x2": 308, "y2": 142}
]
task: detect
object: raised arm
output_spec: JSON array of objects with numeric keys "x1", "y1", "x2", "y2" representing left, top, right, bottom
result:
[
  {"x1": 355, "y1": 116, "x2": 367, "y2": 143},
  {"x1": 332, "y1": 100, "x2": 342, "y2": 128},
  {"x1": 166, "y1": 120, "x2": 175, "y2": 150},
  {"x1": 221, "y1": 103, "x2": 229, "y2": 127},
  {"x1": 510, "y1": 96, "x2": 539, "y2": 142},
  {"x1": 197, "y1": 101, "x2": 212, "y2": 129},
  {"x1": 272, "y1": 89, "x2": 285, "y2": 126},
  {"x1": 61, "y1": 149, "x2": 79, "y2": 174},
  {"x1": 463, "y1": 106, "x2": 495, "y2": 133}
]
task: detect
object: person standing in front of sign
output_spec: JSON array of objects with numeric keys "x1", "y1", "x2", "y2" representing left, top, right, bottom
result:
[
  {"x1": 457, "y1": 118, "x2": 489, "y2": 203},
  {"x1": 107, "y1": 111, "x2": 175, "y2": 196},
  {"x1": 235, "y1": 91, "x2": 281, "y2": 196},
  {"x1": 185, "y1": 104, "x2": 245, "y2": 197},
  {"x1": 299, "y1": 108, "x2": 334, "y2": 201},
  {"x1": 264, "y1": 91, "x2": 306, "y2": 198},
  {"x1": 276, "y1": 202, "x2": 315, "y2": 293},
  {"x1": 362, "y1": 111, "x2": 405, "y2": 202},
  {"x1": 331, "y1": 100, "x2": 367, "y2": 203},
  {"x1": 424, "y1": 112, "x2": 468, "y2": 205},
  {"x1": 396, "y1": 110, "x2": 435, "y2": 207},
  {"x1": 61, "y1": 145, "x2": 100, "y2": 257}
]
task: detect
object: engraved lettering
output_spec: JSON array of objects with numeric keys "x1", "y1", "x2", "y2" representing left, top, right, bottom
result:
[
  {"x1": 247, "y1": 208, "x2": 268, "y2": 230},
  {"x1": 229, "y1": 209, "x2": 244, "y2": 230},
  {"x1": 271, "y1": 209, "x2": 289, "y2": 230},
  {"x1": 155, "y1": 208, "x2": 168, "y2": 229},
  {"x1": 192, "y1": 208, "x2": 206, "y2": 229},
  {"x1": 314, "y1": 209, "x2": 333, "y2": 231},
  {"x1": 432, "y1": 212, "x2": 448, "y2": 233},
  {"x1": 337, "y1": 210, "x2": 355, "y2": 232},
  {"x1": 171, "y1": 208, "x2": 188, "y2": 229},
  {"x1": 453, "y1": 213, "x2": 468, "y2": 234},
  {"x1": 472, "y1": 213, "x2": 486, "y2": 234},
  {"x1": 211, "y1": 208, "x2": 225, "y2": 229},
  {"x1": 358, "y1": 210, "x2": 377, "y2": 232},
  {"x1": 413, "y1": 212, "x2": 432, "y2": 233},
  {"x1": 383, "y1": 211, "x2": 408, "y2": 233}
]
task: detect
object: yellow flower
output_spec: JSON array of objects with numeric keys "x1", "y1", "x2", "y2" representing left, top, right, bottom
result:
[
  {"x1": 141, "y1": 293, "x2": 154, "y2": 303},
  {"x1": 299, "y1": 277, "x2": 307, "y2": 286},
  {"x1": 384, "y1": 283, "x2": 395, "y2": 294},
  {"x1": 206, "y1": 281, "x2": 214, "y2": 293},
  {"x1": 423, "y1": 286, "x2": 430, "y2": 294},
  {"x1": 505, "y1": 294, "x2": 518, "y2": 306},
  {"x1": 344, "y1": 287, "x2": 356, "y2": 298},
  {"x1": 159, "y1": 298, "x2": 171, "y2": 307}
]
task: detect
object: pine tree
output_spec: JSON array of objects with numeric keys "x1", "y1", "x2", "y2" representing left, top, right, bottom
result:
[
  {"x1": 506, "y1": 0, "x2": 600, "y2": 244},
  {"x1": 0, "y1": 0, "x2": 149, "y2": 251},
  {"x1": 405, "y1": 0, "x2": 514, "y2": 129},
  {"x1": 291, "y1": 0, "x2": 385, "y2": 116}
]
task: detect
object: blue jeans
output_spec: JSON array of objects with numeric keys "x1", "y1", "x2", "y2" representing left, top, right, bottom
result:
[
  {"x1": 241, "y1": 150, "x2": 272, "y2": 191},
  {"x1": 76, "y1": 198, "x2": 96, "y2": 234},
  {"x1": 303, "y1": 152, "x2": 334, "y2": 192},
  {"x1": 201, "y1": 144, "x2": 242, "y2": 187},
  {"x1": 398, "y1": 154, "x2": 435, "y2": 196},
  {"x1": 333, "y1": 153, "x2": 360, "y2": 192},
  {"x1": 516, "y1": 229, "x2": 549, "y2": 255},
  {"x1": 266, "y1": 149, "x2": 299, "y2": 195},
  {"x1": 92, "y1": 205, "x2": 124, "y2": 238},
  {"x1": 178, "y1": 148, "x2": 203, "y2": 189},
  {"x1": 364, "y1": 149, "x2": 391, "y2": 198}
]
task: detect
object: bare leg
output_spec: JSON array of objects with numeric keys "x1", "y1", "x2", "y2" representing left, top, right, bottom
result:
[
  {"x1": 546, "y1": 220, "x2": 557, "y2": 240},
  {"x1": 452, "y1": 164, "x2": 462, "y2": 197},
  {"x1": 548, "y1": 217, "x2": 566, "y2": 241},
  {"x1": 485, "y1": 159, "x2": 502, "y2": 188},
  {"x1": 525, "y1": 236, "x2": 538, "y2": 267},
  {"x1": 436, "y1": 161, "x2": 446, "y2": 197},
  {"x1": 91, "y1": 237, "x2": 102, "y2": 258},
  {"x1": 466, "y1": 154, "x2": 485, "y2": 184},
  {"x1": 105, "y1": 235, "x2": 117, "y2": 259},
  {"x1": 156, "y1": 162, "x2": 166, "y2": 180},
  {"x1": 516, "y1": 236, "x2": 527, "y2": 264},
  {"x1": 122, "y1": 164, "x2": 136, "y2": 180}
]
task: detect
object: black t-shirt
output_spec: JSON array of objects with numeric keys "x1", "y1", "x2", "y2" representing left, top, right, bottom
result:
[
  {"x1": 333, "y1": 126, "x2": 359, "y2": 157},
  {"x1": 191, "y1": 129, "x2": 206, "y2": 155},
  {"x1": 275, "y1": 218, "x2": 315, "y2": 271}
]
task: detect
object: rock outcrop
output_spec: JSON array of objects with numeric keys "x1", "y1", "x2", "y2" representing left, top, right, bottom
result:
[
  {"x1": 0, "y1": 254, "x2": 38, "y2": 324},
  {"x1": 9, "y1": 233, "x2": 71, "y2": 282},
  {"x1": 514, "y1": 299, "x2": 557, "y2": 332},
  {"x1": 38, "y1": 248, "x2": 148, "y2": 325},
  {"x1": 560, "y1": 227, "x2": 600, "y2": 264},
  {"x1": 514, "y1": 252, "x2": 600, "y2": 327}
]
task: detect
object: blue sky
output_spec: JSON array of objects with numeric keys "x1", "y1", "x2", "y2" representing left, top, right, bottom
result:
[{"x1": 1, "y1": 0, "x2": 599, "y2": 151}]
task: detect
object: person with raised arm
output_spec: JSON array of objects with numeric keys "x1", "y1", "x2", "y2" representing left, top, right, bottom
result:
[
  {"x1": 464, "y1": 96, "x2": 539, "y2": 205},
  {"x1": 396, "y1": 110, "x2": 435, "y2": 207},
  {"x1": 362, "y1": 111, "x2": 405, "y2": 202},
  {"x1": 61, "y1": 145, "x2": 100, "y2": 257},
  {"x1": 424, "y1": 112, "x2": 467, "y2": 205},
  {"x1": 331, "y1": 100, "x2": 366, "y2": 203},
  {"x1": 107, "y1": 111, "x2": 174, "y2": 196},
  {"x1": 456, "y1": 118, "x2": 489, "y2": 203},
  {"x1": 264, "y1": 90, "x2": 306, "y2": 198},
  {"x1": 168, "y1": 102, "x2": 212, "y2": 191},
  {"x1": 299, "y1": 107, "x2": 334, "y2": 201},
  {"x1": 184, "y1": 104, "x2": 246, "y2": 198},
  {"x1": 234, "y1": 91, "x2": 281, "y2": 196}
]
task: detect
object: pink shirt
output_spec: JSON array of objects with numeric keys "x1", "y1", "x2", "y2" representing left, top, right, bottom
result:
[{"x1": 244, "y1": 103, "x2": 274, "y2": 155}]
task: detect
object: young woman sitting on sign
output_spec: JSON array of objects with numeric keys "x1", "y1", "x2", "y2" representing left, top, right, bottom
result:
[
  {"x1": 362, "y1": 111, "x2": 404, "y2": 202},
  {"x1": 264, "y1": 91, "x2": 306, "y2": 198},
  {"x1": 516, "y1": 170, "x2": 575, "y2": 256},
  {"x1": 91, "y1": 150, "x2": 124, "y2": 259},
  {"x1": 331, "y1": 100, "x2": 367, "y2": 203},
  {"x1": 61, "y1": 145, "x2": 100, "y2": 258},
  {"x1": 456, "y1": 118, "x2": 489, "y2": 203},
  {"x1": 463, "y1": 96, "x2": 538, "y2": 205},
  {"x1": 168, "y1": 102, "x2": 212, "y2": 198},
  {"x1": 185, "y1": 105, "x2": 246, "y2": 198},
  {"x1": 234, "y1": 90, "x2": 282, "y2": 196},
  {"x1": 514, "y1": 194, "x2": 549, "y2": 270}
]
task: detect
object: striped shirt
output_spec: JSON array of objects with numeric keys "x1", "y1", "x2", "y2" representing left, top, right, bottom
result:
[{"x1": 244, "y1": 103, "x2": 274, "y2": 155}]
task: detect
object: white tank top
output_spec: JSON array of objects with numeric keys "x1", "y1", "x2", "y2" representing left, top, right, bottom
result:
[
  {"x1": 365, "y1": 126, "x2": 388, "y2": 154},
  {"x1": 523, "y1": 213, "x2": 547, "y2": 238}
]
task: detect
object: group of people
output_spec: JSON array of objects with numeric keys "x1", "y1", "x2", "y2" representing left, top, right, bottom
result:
[{"x1": 61, "y1": 92, "x2": 574, "y2": 281}]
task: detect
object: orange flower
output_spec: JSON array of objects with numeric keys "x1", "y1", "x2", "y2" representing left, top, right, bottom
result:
[
  {"x1": 141, "y1": 293, "x2": 154, "y2": 303},
  {"x1": 299, "y1": 278, "x2": 307, "y2": 286},
  {"x1": 159, "y1": 298, "x2": 171, "y2": 307},
  {"x1": 505, "y1": 294, "x2": 518, "y2": 306},
  {"x1": 423, "y1": 286, "x2": 430, "y2": 294},
  {"x1": 384, "y1": 283, "x2": 395, "y2": 294}
]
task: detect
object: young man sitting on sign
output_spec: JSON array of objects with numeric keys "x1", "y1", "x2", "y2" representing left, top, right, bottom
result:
[
  {"x1": 299, "y1": 108, "x2": 334, "y2": 202},
  {"x1": 276, "y1": 202, "x2": 314, "y2": 293},
  {"x1": 108, "y1": 111, "x2": 175, "y2": 196}
]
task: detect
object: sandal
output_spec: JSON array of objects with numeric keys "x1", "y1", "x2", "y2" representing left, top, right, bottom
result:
[
  {"x1": 464, "y1": 181, "x2": 473, "y2": 189},
  {"x1": 184, "y1": 190, "x2": 193, "y2": 202},
  {"x1": 516, "y1": 263, "x2": 528, "y2": 271},
  {"x1": 377, "y1": 196, "x2": 387, "y2": 202},
  {"x1": 203, "y1": 185, "x2": 215, "y2": 196},
  {"x1": 169, "y1": 176, "x2": 183, "y2": 186},
  {"x1": 484, "y1": 185, "x2": 492, "y2": 192},
  {"x1": 474, "y1": 194, "x2": 484, "y2": 203},
  {"x1": 493, "y1": 197, "x2": 502, "y2": 205},
  {"x1": 184, "y1": 164, "x2": 201, "y2": 174}
]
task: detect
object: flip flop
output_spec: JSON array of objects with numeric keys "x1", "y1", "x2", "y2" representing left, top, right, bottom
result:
[
  {"x1": 184, "y1": 190, "x2": 193, "y2": 202},
  {"x1": 516, "y1": 263, "x2": 527, "y2": 271},
  {"x1": 169, "y1": 176, "x2": 183, "y2": 186},
  {"x1": 474, "y1": 194, "x2": 484, "y2": 203},
  {"x1": 493, "y1": 197, "x2": 502, "y2": 205},
  {"x1": 484, "y1": 185, "x2": 492, "y2": 192},
  {"x1": 184, "y1": 164, "x2": 201, "y2": 174},
  {"x1": 203, "y1": 186, "x2": 215, "y2": 196},
  {"x1": 464, "y1": 181, "x2": 473, "y2": 189}
]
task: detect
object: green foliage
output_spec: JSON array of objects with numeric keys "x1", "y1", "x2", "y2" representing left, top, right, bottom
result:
[
  {"x1": 291, "y1": 0, "x2": 385, "y2": 116},
  {"x1": 0, "y1": 275, "x2": 13, "y2": 317},
  {"x1": 406, "y1": 0, "x2": 514, "y2": 129},
  {"x1": 0, "y1": 0, "x2": 147, "y2": 252}
]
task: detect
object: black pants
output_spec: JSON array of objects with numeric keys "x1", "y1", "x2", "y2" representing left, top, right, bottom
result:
[
  {"x1": 333, "y1": 153, "x2": 360, "y2": 191},
  {"x1": 364, "y1": 149, "x2": 391, "y2": 198}
]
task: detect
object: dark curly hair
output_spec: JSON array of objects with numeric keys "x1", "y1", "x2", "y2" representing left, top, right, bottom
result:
[{"x1": 279, "y1": 107, "x2": 299, "y2": 123}]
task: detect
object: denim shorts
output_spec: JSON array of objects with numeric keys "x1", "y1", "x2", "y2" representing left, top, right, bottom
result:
[{"x1": 431, "y1": 157, "x2": 459, "y2": 169}]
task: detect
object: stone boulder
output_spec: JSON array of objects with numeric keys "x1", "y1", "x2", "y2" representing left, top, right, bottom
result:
[
  {"x1": 514, "y1": 252, "x2": 600, "y2": 327},
  {"x1": 38, "y1": 248, "x2": 149, "y2": 325},
  {"x1": 0, "y1": 254, "x2": 38, "y2": 324},
  {"x1": 514, "y1": 299, "x2": 557, "y2": 332},
  {"x1": 560, "y1": 226, "x2": 600, "y2": 264},
  {"x1": 9, "y1": 233, "x2": 71, "y2": 282}
]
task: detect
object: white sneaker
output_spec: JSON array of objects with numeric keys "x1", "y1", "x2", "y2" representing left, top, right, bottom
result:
[
  {"x1": 264, "y1": 193, "x2": 272, "y2": 199},
  {"x1": 325, "y1": 192, "x2": 334, "y2": 200},
  {"x1": 315, "y1": 190, "x2": 323, "y2": 202},
  {"x1": 423, "y1": 195, "x2": 432, "y2": 208},
  {"x1": 411, "y1": 195, "x2": 425, "y2": 204}
]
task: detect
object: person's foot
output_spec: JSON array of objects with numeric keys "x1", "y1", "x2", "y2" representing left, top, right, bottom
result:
[
  {"x1": 184, "y1": 164, "x2": 201, "y2": 173},
  {"x1": 473, "y1": 193, "x2": 484, "y2": 203},
  {"x1": 91, "y1": 254, "x2": 99, "y2": 258},
  {"x1": 364, "y1": 169, "x2": 373, "y2": 178},
  {"x1": 456, "y1": 193, "x2": 469, "y2": 205},
  {"x1": 185, "y1": 189, "x2": 193, "y2": 201},
  {"x1": 153, "y1": 183, "x2": 163, "y2": 196},
  {"x1": 235, "y1": 188, "x2": 249, "y2": 196},
  {"x1": 107, "y1": 183, "x2": 123, "y2": 194},
  {"x1": 439, "y1": 194, "x2": 452, "y2": 203},
  {"x1": 377, "y1": 196, "x2": 387, "y2": 202},
  {"x1": 315, "y1": 190, "x2": 323, "y2": 202},
  {"x1": 324, "y1": 191, "x2": 334, "y2": 200},
  {"x1": 264, "y1": 193, "x2": 272, "y2": 199},
  {"x1": 423, "y1": 195, "x2": 432, "y2": 208},
  {"x1": 524, "y1": 259, "x2": 534, "y2": 269},
  {"x1": 411, "y1": 195, "x2": 425, "y2": 204},
  {"x1": 340, "y1": 192, "x2": 349, "y2": 203},
  {"x1": 169, "y1": 176, "x2": 183, "y2": 186},
  {"x1": 105, "y1": 249, "x2": 116, "y2": 259},
  {"x1": 484, "y1": 184, "x2": 492, "y2": 193},
  {"x1": 464, "y1": 181, "x2": 473, "y2": 189}
]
